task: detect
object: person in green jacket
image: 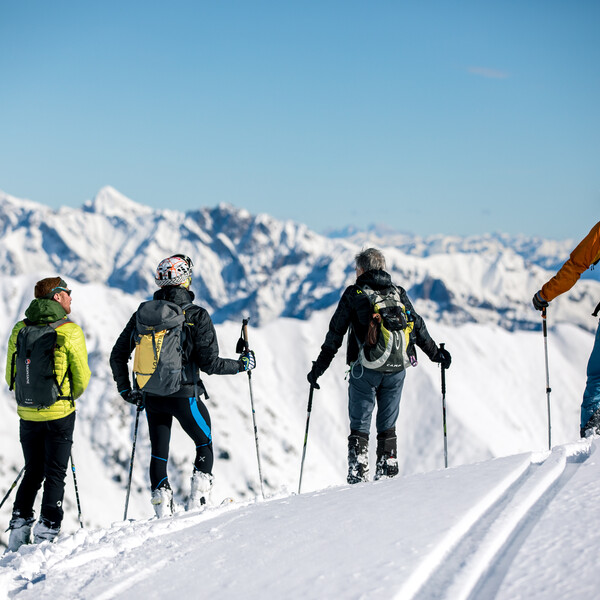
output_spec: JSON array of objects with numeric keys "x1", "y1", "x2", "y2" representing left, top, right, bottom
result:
[{"x1": 4, "y1": 277, "x2": 91, "y2": 552}]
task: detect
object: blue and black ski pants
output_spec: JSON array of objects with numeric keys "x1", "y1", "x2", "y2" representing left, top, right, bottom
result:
[{"x1": 145, "y1": 395, "x2": 213, "y2": 491}]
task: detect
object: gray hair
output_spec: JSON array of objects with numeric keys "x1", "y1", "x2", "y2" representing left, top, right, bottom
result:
[{"x1": 355, "y1": 248, "x2": 386, "y2": 272}]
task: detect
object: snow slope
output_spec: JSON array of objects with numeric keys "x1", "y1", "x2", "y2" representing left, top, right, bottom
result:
[
  {"x1": 0, "y1": 188, "x2": 597, "y2": 597},
  {"x1": 1, "y1": 436, "x2": 598, "y2": 599},
  {"x1": 0, "y1": 188, "x2": 597, "y2": 550}
]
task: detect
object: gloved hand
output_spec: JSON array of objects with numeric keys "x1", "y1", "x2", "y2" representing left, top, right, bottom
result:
[
  {"x1": 120, "y1": 389, "x2": 143, "y2": 406},
  {"x1": 434, "y1": 346, "x2": 452, "y2": 370},
  {"x1": 307, "y1": 361, "x2": 323, "y2": 390},
  {"x1": 532, "y1": 291, "x2": 549, "y2": 311},
  {"x1": 239, "y1": 350, "x2": 256, "y2": 372}
]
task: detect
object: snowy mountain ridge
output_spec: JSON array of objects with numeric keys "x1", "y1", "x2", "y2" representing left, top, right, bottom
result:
[
  {"x1": 0, "y1": 186, "x2": 597, "y2": 568},
  {"x1": 0, "y1": 186, "x2": 597, "y2": 331}
]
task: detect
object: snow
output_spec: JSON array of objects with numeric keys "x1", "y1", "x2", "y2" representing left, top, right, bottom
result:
[
  {"x1": 1, "y1": 438, "x2": 599, "y2": 599},
  {"x1": 0, "y1": 189, "x2": 598, "y2": 598}
]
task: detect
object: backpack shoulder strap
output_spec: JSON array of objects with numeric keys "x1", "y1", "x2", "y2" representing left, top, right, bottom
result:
[{"x1": 51, "y1": 318, "x2": 72, "y2": 328}]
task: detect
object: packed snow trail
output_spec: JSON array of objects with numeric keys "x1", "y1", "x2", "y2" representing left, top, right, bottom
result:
[
  {"x1": 412, "y1": 441, "x2": 592, "y2": 600},
  {"x1": 0, "y1": 439, "x2": 598, "y2": 600}
]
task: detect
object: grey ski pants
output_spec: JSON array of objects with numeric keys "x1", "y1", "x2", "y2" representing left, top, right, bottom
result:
[{"x1": 348, "y1": 363, "x2": 406, "y2": 434}]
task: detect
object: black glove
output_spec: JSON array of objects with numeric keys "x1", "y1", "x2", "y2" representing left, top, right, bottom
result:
[
  {"x1": 239, "y1": 350, "x2": 256, "y2": 372},
  {"x1": 434, "y1": 347, "x2": 452, "y2": 370},
  {"x1": 532, "y1": 291, "x2": 549, "y2": 311},
  {"x1": 307, "y1": 362, "x2": 323, "y2": 390},
  {"x1": 120, "y1": 389, "x2": 143, "y2": 406}
]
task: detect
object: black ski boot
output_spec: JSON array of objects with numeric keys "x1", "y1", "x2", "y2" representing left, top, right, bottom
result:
[
  {"x1": 581, "y1": 407, "x2": 600, "y2": 438},
  {"x1": 374, "y1": 427, "x2": 399, "y2": 480},
  {"x1": 347, "y1": 431, "x2": 369, "y2": 484}
]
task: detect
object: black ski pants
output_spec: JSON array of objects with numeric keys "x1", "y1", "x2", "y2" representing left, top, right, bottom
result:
[
  {"x1": 145, "y1": 396, "x2": 213, "y2": 491},
  {"x1": 13, "y1": 412, "x2": 75, "y2": 528}
]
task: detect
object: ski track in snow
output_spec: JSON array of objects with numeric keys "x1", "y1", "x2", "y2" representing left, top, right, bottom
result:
[
  {"x1": 403, "y1": 439, "x2": 593, "y2": 600},
  {"x1": 0, "y1": 440, "x2": 595, "y2": 600}
]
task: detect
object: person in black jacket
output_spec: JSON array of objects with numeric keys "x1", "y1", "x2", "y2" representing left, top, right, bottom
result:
[
  {"x1": 307, "y1": 248, "x2": 451, "y2": 484},
  {"x1": 110, "y1": 254, "x2": 255, "y2": 517}
]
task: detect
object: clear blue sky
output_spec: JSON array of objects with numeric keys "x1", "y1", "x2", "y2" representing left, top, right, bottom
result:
[{"x1": 0, "y1": 1, "x2": 598, "y2": 239}]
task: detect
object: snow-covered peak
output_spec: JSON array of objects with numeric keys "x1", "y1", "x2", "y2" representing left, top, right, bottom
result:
[
  {"x1": 0, "y1": 186, "x2": 597, "y2": 331},
  {"x1": 83, "y1": 185, "x2": 155, "y2": 218}
]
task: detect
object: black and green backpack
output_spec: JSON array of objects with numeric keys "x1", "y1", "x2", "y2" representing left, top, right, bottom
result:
[
  {"x1": 10, "y1": 319, "x2": 71, "y2": 408},
  {"x1": 355, "y1": 285, "x2": 417, "y2": 372}
]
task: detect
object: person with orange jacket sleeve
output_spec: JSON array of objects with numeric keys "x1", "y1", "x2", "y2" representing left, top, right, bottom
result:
[{"x1": 532, "y1": 221, "x2": 600, "y2": 437}]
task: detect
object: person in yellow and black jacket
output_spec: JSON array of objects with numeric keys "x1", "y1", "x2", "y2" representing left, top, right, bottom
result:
[
  {"x1": 4, "y1": 277, "x2": 90, "y2": 552},
  {"x1": 532, "y1": 222, "x2": 600, "y2": 437}
]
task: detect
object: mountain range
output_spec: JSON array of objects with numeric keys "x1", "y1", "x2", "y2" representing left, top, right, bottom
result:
[{"x1": 0, "y1": 186, "x2": 597, "y2": 548}]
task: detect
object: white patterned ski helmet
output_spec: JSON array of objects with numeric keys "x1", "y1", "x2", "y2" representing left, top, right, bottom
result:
[{"x1": 155, "y1": 254, "x2": 194, "y2": 287}]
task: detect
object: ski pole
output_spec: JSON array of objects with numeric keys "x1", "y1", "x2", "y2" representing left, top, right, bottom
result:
[
  {"x1": 298, "y1": 385, "x2": 315, "y2": 494},
  {"x1": 237, "y1": 319, "x2": 265, "y2": 499},
  {"x1": 542, "y1": 307, "x2": 552, "y2": 450},
  {"x1": 124, "y1": 399, "x2": 144, "y2": 520},
  {"x1": 440, "y1": 342, "x2": 448, "y2": 468},
  {"x1": 70, "y1": 454, "x2": 84, "y2": 528},
  {"x1": 0, "y1": 466, "x2": 25, "y2": 510}
]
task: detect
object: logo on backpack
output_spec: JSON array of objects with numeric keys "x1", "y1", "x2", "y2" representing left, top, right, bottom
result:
[
  {"x1": 10, "y1": 319, "x2": 71, "y2": 409},
  {"x1": 355, "y1": 285, "x2": 416, "y2": 372},
  {"x1": 133, "y1": 300, "x2": 192, "y2": 395}
]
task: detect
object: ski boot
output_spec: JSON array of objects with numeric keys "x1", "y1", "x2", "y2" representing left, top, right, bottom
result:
[
  {"x1": 32, "y1": 518, "x2": 60, "y2": 545},
  {"x1": 374, "y1": 428, "x2": 399, "y2": 480},
  {"x1": 151, "y1": 483, "x2": 174, "y2": 518},
  {"x1": 186, "y1": 471, "x2": 213, "y2": 511},
  {"x1": 7, "y1": 512, "x2": 35, "y2": 552},
  {"x1": 581, "y1": 408, "x2": 600, "y2": 438},
  {"x1": 347, "y1": 431, "x2": 369, "y2": 484}
]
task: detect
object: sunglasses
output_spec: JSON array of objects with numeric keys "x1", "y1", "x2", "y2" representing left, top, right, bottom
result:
[{"x1": 52, "y1": 287, "x2": 71, "y2": 296}]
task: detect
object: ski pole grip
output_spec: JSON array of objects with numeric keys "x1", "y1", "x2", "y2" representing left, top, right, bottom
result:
[
  {"x1": 242, "y1": 318, "x2": 250, "y2": 351},
  {"x1": 541, "y1": 308, "x2": 548, "y2": 336},
  {"x1": 440, "y1": 342, "x2": 446, "y2": 394}
]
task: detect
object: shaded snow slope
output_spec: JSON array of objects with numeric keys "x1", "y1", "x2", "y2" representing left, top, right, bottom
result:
[{"x1": 1, "y1": 437, "x2": 598, "y2": 599}]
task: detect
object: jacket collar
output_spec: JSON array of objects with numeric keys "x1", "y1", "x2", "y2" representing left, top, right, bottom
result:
[
  {"x1": 356, "y1": 269, "x2": 393, "y2": 290},
  {"x1": 153, "y1": 285, "x2": 195, "y2": 306}
]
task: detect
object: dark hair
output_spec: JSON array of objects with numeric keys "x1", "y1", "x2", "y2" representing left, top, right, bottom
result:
[
  {"x1": 34, "y1": 277, "x2": 69, "y2": 299},
  {"x1": 355, "y1": 248, "x2": 386, "y2": 272}
]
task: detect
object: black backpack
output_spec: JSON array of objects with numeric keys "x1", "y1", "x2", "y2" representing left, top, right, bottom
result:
[
  {"x1": 10, "y1": 319, "x2": 71, "y2": 409},
  {"x1": 132, "y1": 300, "x2": 194, "y2": 396}
]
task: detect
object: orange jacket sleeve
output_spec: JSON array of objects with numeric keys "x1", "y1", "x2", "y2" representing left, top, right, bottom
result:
[{"x1": 541, "y1": 221, "x2": 600, "y2": 302}]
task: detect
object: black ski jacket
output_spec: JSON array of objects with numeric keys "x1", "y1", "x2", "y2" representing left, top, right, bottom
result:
[
  {"x1": 313, "y1": 269, "x2": 439, "y2": 376},
  {"x1": 109, "y1": 286, "x2": 241, "y2": 398}
]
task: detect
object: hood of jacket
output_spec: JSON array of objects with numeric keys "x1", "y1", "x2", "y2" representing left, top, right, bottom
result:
[
  {"x1": 153, "y1": 285, "x2": 195, "y2": 307},
  {"x1": 24, "y1": 298, "x2": 68, "y2": 324},
  {"x1": 356, "y1": 269, "x2": 393, "y2": 291}
]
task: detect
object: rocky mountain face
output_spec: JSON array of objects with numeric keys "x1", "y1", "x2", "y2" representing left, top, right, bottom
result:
[{"x1": 0, "y1": 186, "x2": 596, "y2": 331}]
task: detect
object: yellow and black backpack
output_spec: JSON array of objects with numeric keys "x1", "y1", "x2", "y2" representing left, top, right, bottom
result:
[{"x1": 132, "y1": 300, "x2": 193, "y2": 395}]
